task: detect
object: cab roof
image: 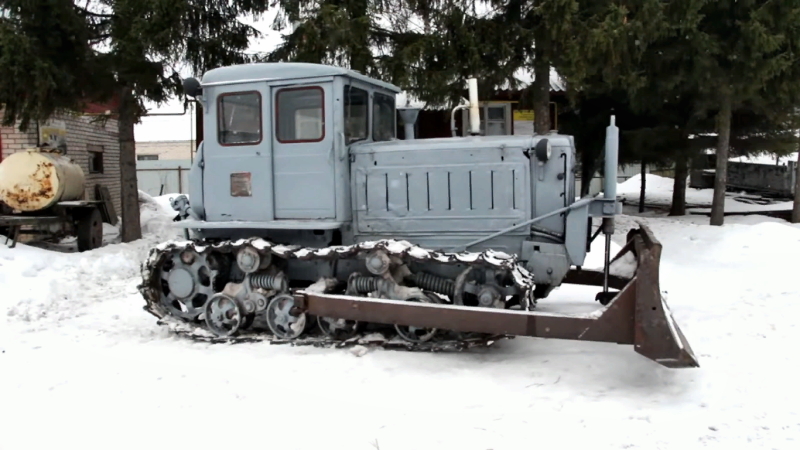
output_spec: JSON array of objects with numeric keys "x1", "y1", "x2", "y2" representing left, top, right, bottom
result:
[{"x1": 201, "y1": 62, "x2": 402, "y2": 93}]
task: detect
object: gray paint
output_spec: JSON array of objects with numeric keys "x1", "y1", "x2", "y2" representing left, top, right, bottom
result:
[
  {"x1": 201, "y1": 62, "x2": 402, "y2": 94},
  {"x1": 271, "y1": 81, "x2": 336, "y2": 219},
  {"x1": 180, "y1": 63, "x2": 621, "y2": 292},
  {"x1": 351, "y1": 138, "x2": 531, "y2": 235},
  {"x1": 604, "y1": 117, "x2": 619, "y2": 201},
  {"x1": 188, "y1": 143, "x2": 204, "y2": 220}
]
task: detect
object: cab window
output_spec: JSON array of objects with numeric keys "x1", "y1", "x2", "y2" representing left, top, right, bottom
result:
[
  {"x1": 276, "y1": 87, "x2": 325, "y2": 143},
  {"x1": 373, "y1": 92, "x2": 395, "y2": 142},
  {"x1": 218, "y1": 91, "x2": 262, "y2": 145},
  {"x1": 344, "y1": 85, "x2": 368, "y2": 144}
]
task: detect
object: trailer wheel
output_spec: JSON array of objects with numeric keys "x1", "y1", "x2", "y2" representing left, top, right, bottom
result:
[{"x1": 77, "y1": 208, "x2": 103, "y2": 252}]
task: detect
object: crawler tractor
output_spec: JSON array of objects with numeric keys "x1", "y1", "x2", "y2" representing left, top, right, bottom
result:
[{"x1": 139, "y1": 63, "x2": 698, "y2": 368}]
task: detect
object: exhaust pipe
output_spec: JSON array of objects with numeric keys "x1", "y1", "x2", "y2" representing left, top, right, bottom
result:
[
  {"x1": 597, "y1": 115, "x2": 620, "y2": 304},
  {"x1": 448, "y1": 77, "x2": 480, "y2": 137},
  {"x1": 398, "y1": 108, "x2": 420, "y2": 140},
  {"x1": 604, "y1": 116, "x2": 619, "y2": 204},
  {"x1": 468, "y1": 78, "x2": 480, "y2": 135}
]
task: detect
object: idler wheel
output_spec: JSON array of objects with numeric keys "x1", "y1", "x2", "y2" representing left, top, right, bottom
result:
[{"x1": 158, "y1": 249, "x2": 220, "y2": 320}]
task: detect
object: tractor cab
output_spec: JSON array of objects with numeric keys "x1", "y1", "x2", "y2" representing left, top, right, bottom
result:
[{"x1": 183, "y1": 63, "x2": 402, "y2": 225}]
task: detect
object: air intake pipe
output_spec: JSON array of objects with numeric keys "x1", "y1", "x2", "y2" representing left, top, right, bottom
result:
[{"x1": 398, "y1": 108, "x2": 420, "y2": 140}]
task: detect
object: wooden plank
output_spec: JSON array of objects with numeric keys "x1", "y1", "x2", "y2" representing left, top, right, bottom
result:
[{"x1": 95, "y1": 184, "x2": 118, "y2": 225}]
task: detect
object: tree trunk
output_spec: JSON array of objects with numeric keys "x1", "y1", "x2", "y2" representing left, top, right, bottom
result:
[
  {"x1": 639, "y1": 160, "x2": 646, "y2": 213},
  {"x1": 710, "y1": 92, "x2": 732, "y2": 226},
  {"x1": 533, "y1": 25, "x2": 550, "y2": 134},
  {"x1": 580, "y1": 159, "x2": 595, "y2": 197},
  {"x1": 670, "y1": 155, "x2": 688, "y2": 216},
  {"x1": 793, "y1": 149, "x2": 800, "y2": 223},
  {"x1": 118, "y1": 88, "x2": 142, "y2": 242},
  {"x1": 348, "y1": 0, "x2": 371, "y2": 73}
]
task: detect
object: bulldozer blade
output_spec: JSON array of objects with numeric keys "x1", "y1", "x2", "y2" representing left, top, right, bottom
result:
[
  {"x1": 294, "y1": 223, "x2": 698, "y2": 368},
  {"x1": 627, "y1": 223, "x2": 699, "y2": 368}
]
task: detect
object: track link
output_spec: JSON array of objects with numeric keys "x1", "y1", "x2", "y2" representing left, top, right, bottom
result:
[{"x1": 138, "y1": 237, "x2": 535, "y2": 352}]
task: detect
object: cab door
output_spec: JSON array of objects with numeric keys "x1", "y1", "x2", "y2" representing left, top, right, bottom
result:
[
  {"x1": 271, "y1": 82, "x2": 336, "y2": 220},
  {"x1": 203, "y1": 86, "x2": 274, "y2": 222}
]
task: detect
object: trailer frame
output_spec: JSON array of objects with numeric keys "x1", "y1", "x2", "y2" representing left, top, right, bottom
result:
[{"x1": 0, "y1": 184, "x2": 117, "y2": 252}]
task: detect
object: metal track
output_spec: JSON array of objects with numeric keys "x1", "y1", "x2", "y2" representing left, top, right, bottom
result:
[{"x1": 138, "y1": 237, "x2": 536, "y2": 352}]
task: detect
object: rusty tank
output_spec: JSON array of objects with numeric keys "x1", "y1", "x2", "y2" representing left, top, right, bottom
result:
[{"x1": 0, "y1": 148, "x2": 86, "y2": 211}]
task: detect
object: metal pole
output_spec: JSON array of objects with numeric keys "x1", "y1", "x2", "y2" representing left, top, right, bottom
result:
[
  {"x1": 604, "y1": 116, "x2": 619, "y2": 202},
  {"x1": 603, "y1": 234, "x2": 611, "y2": 293},
  {"x1": 190, "y1": 102, "x2": 194, "y2": 164},
  {"x1": 456, "y1": 197, "x2": 594, "y2": 251},
  {"x1": 602, "y1": 115, "x2": 619, "y2": 295}
]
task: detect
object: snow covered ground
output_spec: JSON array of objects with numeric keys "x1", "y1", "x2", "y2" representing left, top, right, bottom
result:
[
  {"x1": 2, "y1": 190, "x2": 799, "y2": 450},
  {"x1": 617, "y1": 173, "x2": 795, "y2": 214}
]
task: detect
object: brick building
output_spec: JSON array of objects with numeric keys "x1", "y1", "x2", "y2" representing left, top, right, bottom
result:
[
  {"x1": 0, "y1": 110, "x2": 122, "y2": 214},
  {"x1": 136, "y1": 140, "x2": 195, "y2": 161}
]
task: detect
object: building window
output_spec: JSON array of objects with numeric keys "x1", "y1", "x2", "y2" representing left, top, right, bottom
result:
[
  {"x1": 88, "y1": 144, "x2": 103, "y2": 174},
  {"x1": 373, "y1": 93, "x2": 395, "y2": 142},
  {"x1": 218, "y1": 91, "x2": 262, "y2": 145},
  {"x1": 344, "y1": 85, "x2": 368, "y2": 144},
  {"x1": 137, "y1": 154, "x2": 158, "y2": 161},
  {"x1": 276, "y1": 87, "x2": 324, "y2": 143}
]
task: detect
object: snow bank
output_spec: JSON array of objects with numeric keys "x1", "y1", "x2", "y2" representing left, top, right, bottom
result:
[
  {"x1": 1, "y1": 240, "x2": 147, "y2": 324},
  {"x1": 152, "y1": 192, "x2": 189, "y2": 213},
  {"x1": 138, "y1": 190, "x2": 184, "y2": 240},
  {"x1": 618, "y1": 173, "x2": 714, "y2": 207},
  {"x1": 1, "y1": 191, "x2": 183, "y2": 325},
  {"x1": 729, "y1": 152, "x2": 798, "y2": 166},
  {"x1": 617, "y1": 173, "x2": 794, "y2": 213}
]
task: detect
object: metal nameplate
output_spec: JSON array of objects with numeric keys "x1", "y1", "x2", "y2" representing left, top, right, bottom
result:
[{"x1": 230, "y1": 172, "x2": 252, "y2": 197}]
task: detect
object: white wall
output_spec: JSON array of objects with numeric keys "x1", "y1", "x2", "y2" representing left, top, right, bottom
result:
[{"x1": 136, "y1": 159, "x2": 192, "y2": 196}]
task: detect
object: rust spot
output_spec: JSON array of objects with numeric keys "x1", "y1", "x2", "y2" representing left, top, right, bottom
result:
[{"x1": 1, "y1": 161, "x2": 55, "y2": 209}]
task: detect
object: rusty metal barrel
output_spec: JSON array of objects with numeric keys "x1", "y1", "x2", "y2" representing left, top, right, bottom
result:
[{"x1": 0, "y1": 149, "x2": 86, "y2": 211}]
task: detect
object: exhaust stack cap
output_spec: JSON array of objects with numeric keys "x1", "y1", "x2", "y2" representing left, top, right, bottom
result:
[{"x1": 398, "y1": 107, "x2": 420, "y2": 140}]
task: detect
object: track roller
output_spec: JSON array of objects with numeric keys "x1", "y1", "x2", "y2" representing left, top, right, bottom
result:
[
  {"x1": 266, "y1": 294, "x2": 307, "y2": 340},
  {"x1": 317, "y1": 316, "x2": 361, "y2": 340},
  {"x1": 394, "y1": 293, "x2": 440, "y2": 343},
  {"x1": 204, "y1": 294, "x2": 246, "y2": 337}
]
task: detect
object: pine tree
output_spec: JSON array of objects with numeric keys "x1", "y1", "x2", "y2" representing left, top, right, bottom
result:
[
  {"x1": 0, "y1": 0, "x2": 111, "y2": 129},
  {"x1": 1, "y1": 1, "x2": 272, "y2": 241},
  {"x1": 683, "y1": 0, "x2": 800, "y2": 226},
  {"x1": 558, "y1": 0, "x2": 800, "y2": 218},
  {"x1": 794, "y1": 149, "x2": 800, "y2": 223},
  {"x1": 267, "y1": 2, "x2": 558, "y2": 111}
]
